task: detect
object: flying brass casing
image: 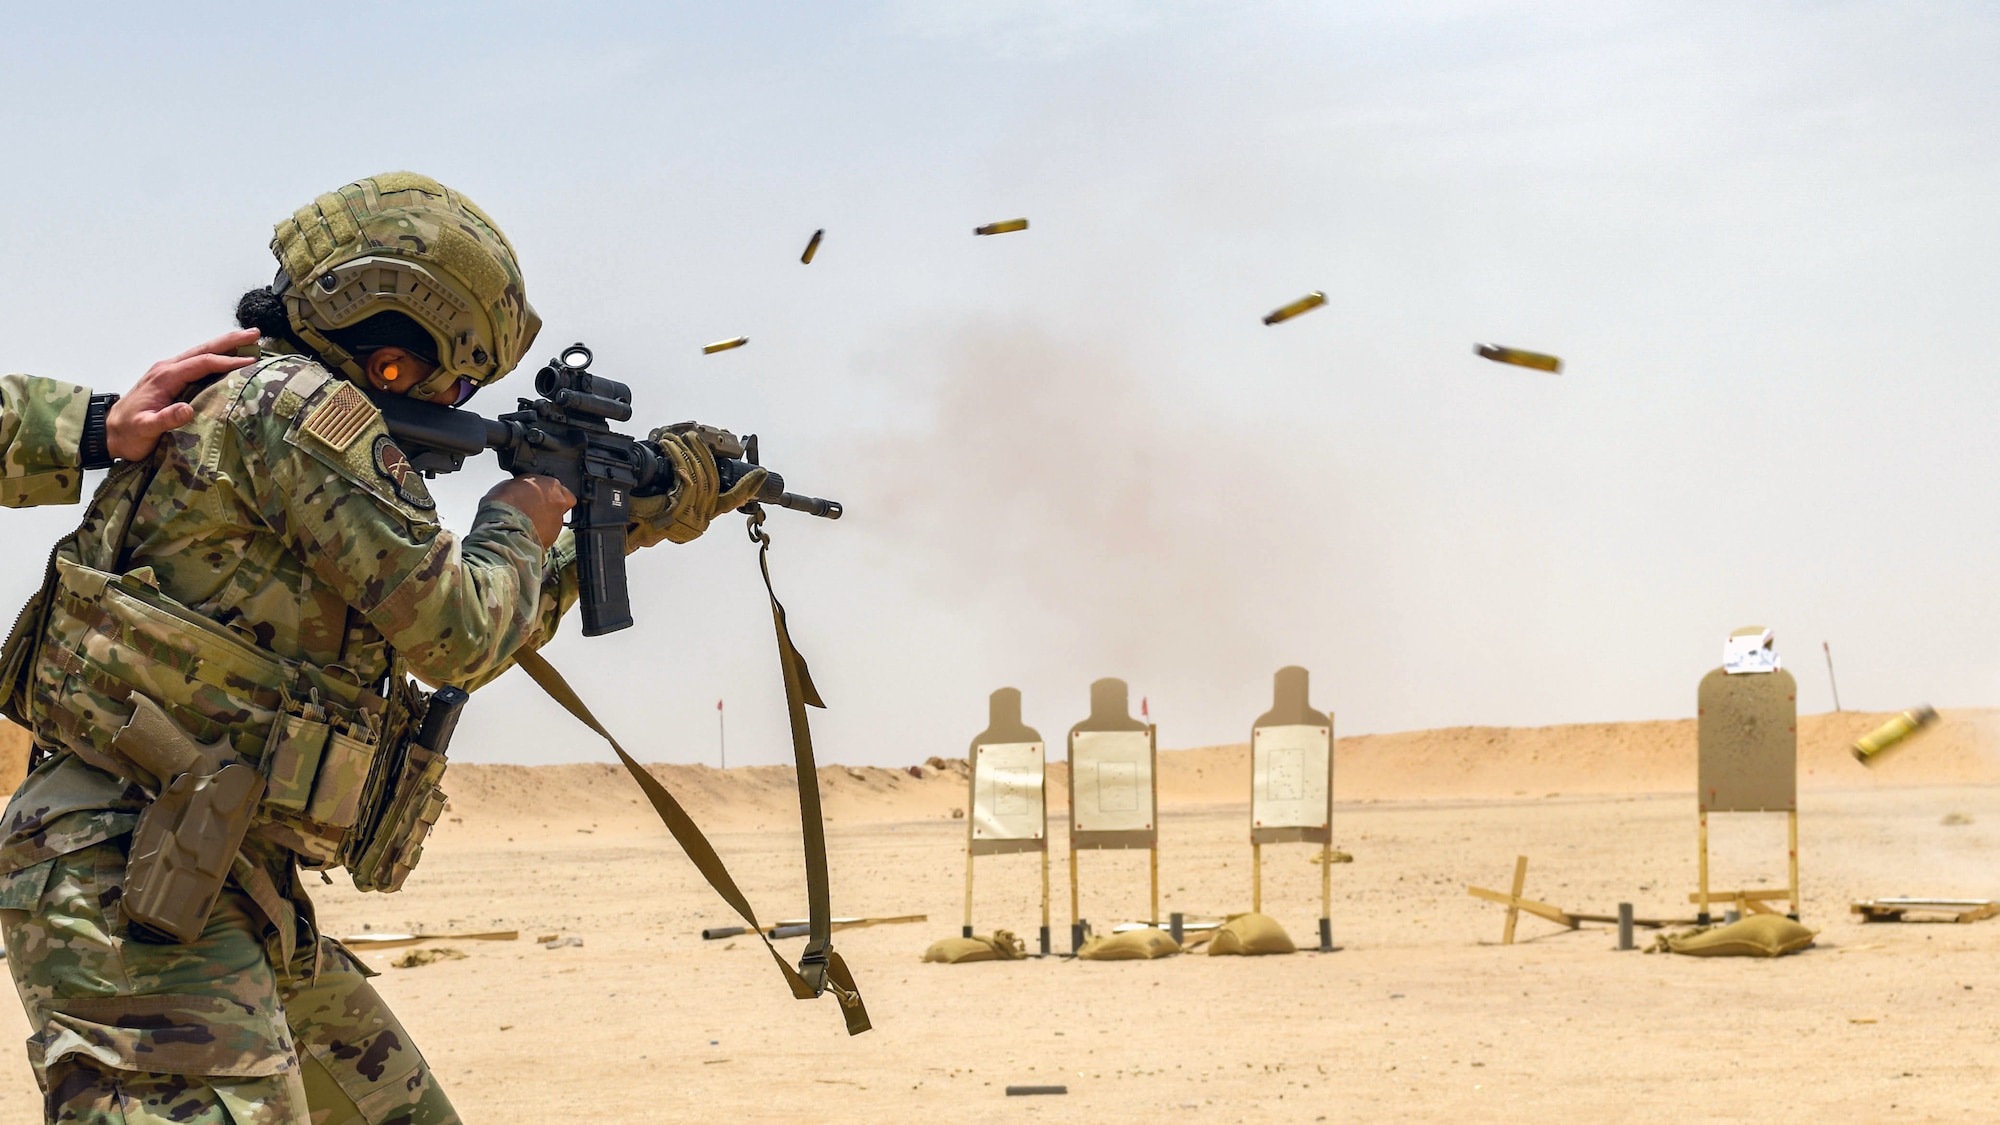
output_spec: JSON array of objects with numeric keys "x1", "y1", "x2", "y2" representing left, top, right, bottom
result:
[
  {"x1": 801, "y1": 229, "x2": 823, "y2": 264},
  {"x1": 974, "y1": 218, "x2": 1029, "y2": 236},
  {"x1": 1852, "y1": 705, "x2": 1940, "y2": 765},
  {"x1": 702, "y1": 336, "x2": 749, "y2": 355},
  {"x1": 1475, "y1": 343, "x2": 1563, "y2": 373},
  {"x1": 1262, "y1": 291, "x2": 1326, "y2": 325}
]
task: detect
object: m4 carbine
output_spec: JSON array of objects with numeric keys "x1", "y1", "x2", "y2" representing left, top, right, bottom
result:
[{"x1": 372, "y1": 342, "x2": 841, "y2": 636}]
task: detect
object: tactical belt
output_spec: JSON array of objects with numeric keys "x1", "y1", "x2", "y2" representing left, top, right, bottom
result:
[{"x1": 513, "y1": 504, "x2": 869, "y2": 1036}]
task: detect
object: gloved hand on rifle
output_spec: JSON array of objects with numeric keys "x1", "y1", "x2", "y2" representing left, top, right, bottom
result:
[{"x1": 627, "y1": 425, "x2": 770, "y2": 549}]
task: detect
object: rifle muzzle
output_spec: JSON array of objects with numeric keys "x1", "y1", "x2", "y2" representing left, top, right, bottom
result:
[{"x1": 719, "y1": 460, "x2": 843, "y2": 520}]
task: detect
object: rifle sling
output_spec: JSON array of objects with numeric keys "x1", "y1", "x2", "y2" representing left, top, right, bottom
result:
[{"x1": 512, "y1": 536, "x2": 869, "y2": 1036}]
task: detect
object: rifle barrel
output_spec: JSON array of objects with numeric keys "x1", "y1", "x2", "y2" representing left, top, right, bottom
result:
[{"x1": 770, "y1": 491, "x2": 843, "y2": 519}]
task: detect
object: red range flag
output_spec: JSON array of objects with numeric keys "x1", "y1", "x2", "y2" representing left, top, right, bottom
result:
[{"x1": 1140, "y1": 696, "x2": 1149, "y2": 718}]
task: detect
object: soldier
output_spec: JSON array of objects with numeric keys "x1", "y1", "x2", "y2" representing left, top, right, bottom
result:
[
  {"x1": 2, "y1": 329, "x2": 264, "y2": 507},
  {"x1": 0, "y1": 173, "x2": 759, "y2": 1124}
]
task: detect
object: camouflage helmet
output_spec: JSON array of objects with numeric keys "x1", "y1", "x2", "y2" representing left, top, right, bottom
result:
[{"x1": 271, "y1": 172, "x2": 540, "y2": 398}]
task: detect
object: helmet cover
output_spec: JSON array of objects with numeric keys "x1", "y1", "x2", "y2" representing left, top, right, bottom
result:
[{"x1": 271, "y1": 172, "x2": 540, "y2": 397}]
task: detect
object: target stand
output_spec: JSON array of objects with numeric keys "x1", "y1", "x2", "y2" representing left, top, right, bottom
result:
[
  {"x1": 1066, "y1": 678, "x2": 1158, "y2": 954},
  {"x1": 1249, "y1": 666, "x2": 1338, "y2": 952},
  {"x1": 963, "y1": 688, "x2": 1052, "y2": 955},
  {"x1": 1695, "y1": 635, "x2": 1800, "y2": 923}
]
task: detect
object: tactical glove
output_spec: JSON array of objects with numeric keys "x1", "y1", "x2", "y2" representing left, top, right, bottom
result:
[{"x1": 627, "y1": 426, "x2": 769, "y2": 548}]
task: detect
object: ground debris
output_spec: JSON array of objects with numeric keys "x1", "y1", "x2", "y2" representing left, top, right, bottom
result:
[{"x1": 392, "y1": 947, "x2": 467, "y2": 969}]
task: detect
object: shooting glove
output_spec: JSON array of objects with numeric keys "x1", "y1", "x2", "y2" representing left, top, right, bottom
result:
[{"x1": 628, "y1": 426, "x2": 769, "y2": 548}]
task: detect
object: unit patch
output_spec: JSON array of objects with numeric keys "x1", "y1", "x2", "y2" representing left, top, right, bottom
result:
[{"x1": 372, "y1": 433, "x2": 436, "y2": 510}]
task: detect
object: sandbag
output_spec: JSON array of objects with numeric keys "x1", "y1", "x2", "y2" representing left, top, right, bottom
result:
[
  {"x1": 923, "y1": 929, "x2": 1028, "y2": 964},
  {"x1": 1077, "y1": 927, "x2": 1180, "y2": 961},
  {"x1": 1207, "y1": 912, "x2": 1296, "y2": 956},
  {"x1": 1663, "y1": 915, "x2": 1817, "y2": 958}
]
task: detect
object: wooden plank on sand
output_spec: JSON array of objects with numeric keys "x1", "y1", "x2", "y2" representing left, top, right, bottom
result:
[{"x1": 1468, "y1": 885, "x2": 1576, "y2": 929}]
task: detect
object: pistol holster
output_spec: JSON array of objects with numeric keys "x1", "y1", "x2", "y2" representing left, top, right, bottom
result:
[{"x1": 124, "y1": 763, "x2": 266, "y2": 943}]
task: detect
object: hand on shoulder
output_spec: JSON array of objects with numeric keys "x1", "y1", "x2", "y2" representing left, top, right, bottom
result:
[{"x1": 106, "y1": 328, "x2": 261, "y2": 461}]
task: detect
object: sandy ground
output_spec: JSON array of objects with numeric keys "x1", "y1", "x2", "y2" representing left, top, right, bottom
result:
[{"x1": 0, "y1": 710, "x2": 1996, "y2": 1121}]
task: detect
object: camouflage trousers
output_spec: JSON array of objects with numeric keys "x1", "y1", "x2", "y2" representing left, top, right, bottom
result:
[{"x1": 0, "y1": 841, "x2": 459, "y2": 1124}]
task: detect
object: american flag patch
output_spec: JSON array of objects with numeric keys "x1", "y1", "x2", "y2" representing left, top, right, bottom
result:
[{"x1": 299, "y1": 382, "x2": 376, "y2": 453}]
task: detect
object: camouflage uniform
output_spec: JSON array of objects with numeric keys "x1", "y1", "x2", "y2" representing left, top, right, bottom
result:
[
  {"x1": 1, "y1": 375, "x2": 92, "y2": 510},
  {"x1": 0, "y1": 351, "x2": 580, "y2": 1123},
  {"x1": 0, "y1": 170, "x2": 754, "y2": 1123}
]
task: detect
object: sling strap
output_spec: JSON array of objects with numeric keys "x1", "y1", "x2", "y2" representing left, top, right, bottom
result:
[{"x1": 513, "y1": 505, "x2": 868, "y2": 1035}]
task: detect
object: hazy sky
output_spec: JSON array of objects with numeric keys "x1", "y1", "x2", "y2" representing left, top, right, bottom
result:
[{"x1": 4, "y1": 2, "x2": 1998, "y2": 768}]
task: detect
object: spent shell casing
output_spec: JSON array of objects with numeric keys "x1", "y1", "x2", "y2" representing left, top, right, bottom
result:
[
  {"x1": 1475, "y1": 343, "x2": 1563, "y2": 373},
  {"x1": 1851, "y1": 705, "x2": 1940, "y2": 765},
  {"x1": 1262, "y1": 291, "x2": 1327, "y2": 326},
  {"x1": 702, "y1": 336, "x2": 750, "y2": 355},
  {"x1": 974, "y1": 218, "x2": 1029, "y2": 236},
  {"x1": 801, "y1": 228, "x2": 823, "y2": 265},
  {"x1": 231, "y1": 342, "x2": 263, "y2": 359}
]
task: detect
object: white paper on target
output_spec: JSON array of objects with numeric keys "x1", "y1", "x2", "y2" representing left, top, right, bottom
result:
[
  {"x1": 1070, "y1": 730, "x2": 1154, "y2": 833},
  {"x1": 1723, "y1": 629, "x2": 1782, "y2": 675},
  {"x1": 1252, "y1": 724, "x2": 1330, "y2": 830},
  {"x1": 972, "y1": 742, "x2": 1045, "y2": 841}
]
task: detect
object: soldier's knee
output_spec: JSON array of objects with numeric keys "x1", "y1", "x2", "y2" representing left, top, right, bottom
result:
[
  {"x1": 374, "y1": 1075, "x2": 461, "y2": 1125},
  {"x1": 297, "y1": 1047, "x2": 459, "y2": 1125}
]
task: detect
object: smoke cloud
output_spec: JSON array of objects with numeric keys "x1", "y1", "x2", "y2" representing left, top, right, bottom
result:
[{"x1": 841, "y1": 318, "x2": 1369, "y2": 743}]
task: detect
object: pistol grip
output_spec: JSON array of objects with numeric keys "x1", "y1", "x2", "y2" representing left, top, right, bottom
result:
[{"x1": 114, "y1": 695, "x2": 235, "y2": 787}]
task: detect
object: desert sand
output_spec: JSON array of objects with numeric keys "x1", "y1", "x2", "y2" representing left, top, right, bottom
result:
[{"x1": 0, "y1": 709, "x2": 1995, "y2": 1122}]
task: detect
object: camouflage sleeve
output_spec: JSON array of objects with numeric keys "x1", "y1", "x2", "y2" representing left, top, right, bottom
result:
[
  {"x1": 0, "y1": 373, "x2": 90, "y2": 508},
  {"x1": 240, "y1": 370, "x2": 573, "y2": 687},
  {"x1": 450, "y1": 529, "x2": 580, "y2": 693}
]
